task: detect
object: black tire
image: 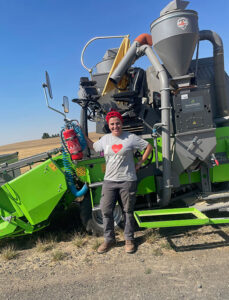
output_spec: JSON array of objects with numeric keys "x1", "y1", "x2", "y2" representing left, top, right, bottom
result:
[
  {"x1": 80, "y1": 193, "x2": 92, "y2": 230},
  {"x1": 80, "y1": 193, "x2": 124, "y2": 236}
]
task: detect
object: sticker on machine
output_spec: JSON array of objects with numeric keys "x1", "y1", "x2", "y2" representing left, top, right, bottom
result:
[
  {"x1": 177, "y1": 18, "x2": 189, "y2": 30},
  {"x1": 49, "y1": 162, "x2": 57, "y2": 171},
  {"x1": 181, "y1": 94, "x2": 188, "y2": 99}
]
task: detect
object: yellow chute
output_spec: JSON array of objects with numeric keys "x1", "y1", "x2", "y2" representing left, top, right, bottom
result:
[{"x1": 102, "y1": 36, "x2": 130, "y2": 96}]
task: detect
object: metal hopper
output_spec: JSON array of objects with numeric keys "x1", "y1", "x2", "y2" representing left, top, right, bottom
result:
[{"x1": 150, "y1": 0, "x2": 199, "y2": 78}]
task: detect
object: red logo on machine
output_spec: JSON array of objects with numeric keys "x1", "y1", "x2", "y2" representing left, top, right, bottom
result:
[{"x1": 177, "y1": 17, "x2": 189, "y2": 30}]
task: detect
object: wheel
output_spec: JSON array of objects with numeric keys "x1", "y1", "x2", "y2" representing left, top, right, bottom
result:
[
  {"x1": 80, "y1": 193, "x2": 124, "y2": 236},
  {"x1": 90, "y1": 204, "x2": 124, "y2": 236}
]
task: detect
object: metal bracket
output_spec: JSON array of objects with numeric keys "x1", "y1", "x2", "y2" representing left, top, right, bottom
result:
[{"x1": 1, "y1": 216, "x2": 13, "y2": 223}]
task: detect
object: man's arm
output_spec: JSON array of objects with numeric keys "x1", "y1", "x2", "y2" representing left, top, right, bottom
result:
[{"x1": 136, "y1": 143, "x2": 153, "y2": 170}]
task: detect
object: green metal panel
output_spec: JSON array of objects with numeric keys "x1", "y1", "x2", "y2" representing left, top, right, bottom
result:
[
  {"x1": 137, "y1": 176, "x2": 156, "y2": 194},
  {"x1": 211, "y1": 164, "x2": 229, "y2": 183},
  {"x1": 0, "y1": 220, "x2": 18, "y2": 237},
  {"x1": 179, "y1": 170, "x2": 201, "y2": 185},
  {"x1": 0, "y1": 158, "x2": 67, "y2": 225},
  {"x1": 91, "y1": 186, "x2": 102, "y2": 207},
  {"x1": 226, "y1": 139, "x2": 229, "y2": 159},
  {"x1": 215, "y1": 127, "x2": 229, "y2": 152},
  {"x1": 0, "y1": 188, "x2": 17, "y2": 214},
  {"x1": 210, "y1": 126, "x2": 229, "y2": 182}
]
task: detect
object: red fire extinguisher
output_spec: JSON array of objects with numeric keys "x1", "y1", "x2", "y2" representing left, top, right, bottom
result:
[{"x1": 63, "y1": 128, "x2": 83, "y2": 160}]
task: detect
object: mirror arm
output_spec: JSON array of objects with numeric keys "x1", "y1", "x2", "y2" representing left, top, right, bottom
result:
[{"x1": 42, "y1": 85, "x2": 66, "y2": 118}]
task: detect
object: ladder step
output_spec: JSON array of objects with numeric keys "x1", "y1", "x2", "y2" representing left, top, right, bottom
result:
[{"x1": 134, "y1": 207, "x2": 229, "y2": 228}]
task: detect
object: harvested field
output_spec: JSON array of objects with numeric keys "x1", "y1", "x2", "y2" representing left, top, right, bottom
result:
[{"x1": 0, "y1": 132, "x2": 103, "y2": 159}]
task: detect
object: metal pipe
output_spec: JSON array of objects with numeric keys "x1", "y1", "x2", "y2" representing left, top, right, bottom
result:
[
  {"x1": 80, "y1": 104, "x2": 91, "y2": 157},
  {"x1": 109, "y1": 34, "x2": 152, "y2": 84},
  {"x1": 89, "y1": 182, "x2": 103, "y2": 188},
  {"x1": 142, "y1": 45, "x2": 171, "y2": 207},
  {"x1": 152, "y1": 123, "x2": 164, "y2": 169},
  {"x1": 199, "y1": 30, "x2": 229, "y2": 119},
  {"x1": 109, "y1": 41, "x2": 140, "y2": 84}
]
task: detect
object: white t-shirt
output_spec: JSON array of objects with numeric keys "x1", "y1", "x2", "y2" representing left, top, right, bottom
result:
[{"x1": 93, "y1": 131, "x2": 148, "y2": 181}]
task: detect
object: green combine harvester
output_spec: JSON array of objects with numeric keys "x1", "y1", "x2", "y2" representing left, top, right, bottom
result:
[{"x1": 1, "y1": 0, "x2": 229, "y2": 239}]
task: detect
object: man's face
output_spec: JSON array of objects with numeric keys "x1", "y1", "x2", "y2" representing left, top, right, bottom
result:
[{"x1": 108, "y1": 117, "x2": 123, "y2": 136}]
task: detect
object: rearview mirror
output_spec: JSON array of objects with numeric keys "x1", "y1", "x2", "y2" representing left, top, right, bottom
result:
[
  {"x1": 45, "y1": 71, "x2": 53, "y2": 99},
  {"x1": 63, "y1": 96, "x2": 69, "y2": 113}
]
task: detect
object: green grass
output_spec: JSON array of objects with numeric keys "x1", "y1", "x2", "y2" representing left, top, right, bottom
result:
[
  {"x1": 145, "y1": 229, "x2": 161, "y2": 244},
  {"x1": 152, "y1": 248, "x2": 163, "y2": 256},
  {"x1": 51, "y1": 250, "x2": 67, "y2": 262},
  {"x1": 144, "y1": 268, "x2": 152, "y2": 274},
  {"x1": 1, "y1": 245, "x2": 18, "y2": 260},
  {"x1": 35, "y1": 235, "x2": 57, "y2": 253},
  {"x1": 160, "y1": 241, "x2": 172, "y2": 250},
  {"x1": 91, "y1": 239, "x2": 102, "y2": 251},
  {"x1": 72, "y1": 233, "x2": 88, "y2": 248}
]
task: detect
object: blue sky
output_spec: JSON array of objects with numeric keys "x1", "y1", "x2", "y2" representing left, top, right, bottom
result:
[{"x1": 0, "y1": 0, "x2": 229, "y2": 146}]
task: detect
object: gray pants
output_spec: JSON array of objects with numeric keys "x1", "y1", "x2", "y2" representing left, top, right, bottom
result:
[{"x1": 100, "y1": 180, "x2": 137, "y2": 242}]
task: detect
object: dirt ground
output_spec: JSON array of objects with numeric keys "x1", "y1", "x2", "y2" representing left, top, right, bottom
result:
[
  {"x1": 0, "y1": 222, "x2": 229, "y2": 300},
  {"x1": 1, "y1": 137, "x2": 229, "y2": 299}
]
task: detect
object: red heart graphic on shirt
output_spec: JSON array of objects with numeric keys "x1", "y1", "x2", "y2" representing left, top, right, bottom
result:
[{"x1": 112, "y1": 144, "x2": 123, "y2": 153}]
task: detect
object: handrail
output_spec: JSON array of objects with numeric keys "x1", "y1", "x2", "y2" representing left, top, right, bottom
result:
[{"x1": 80, "y1": 35, "x2": 129, "y2": 78}]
